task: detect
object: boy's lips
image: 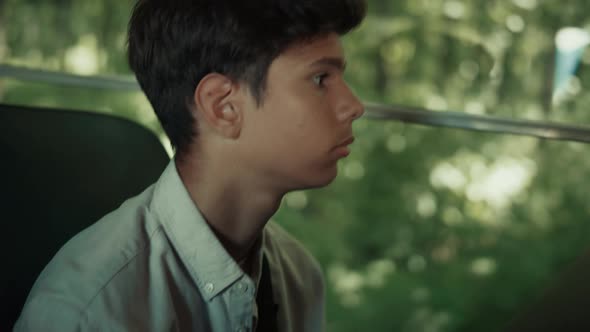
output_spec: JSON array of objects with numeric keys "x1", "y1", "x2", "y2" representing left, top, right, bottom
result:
[
  {"x1": 339, "y1": 136, "x2": 355, "y2": 147},
  {"x1": 334, "y1": 136, "x2": 355, "y2": 157},
  {"x1": 336, "y1": 136, "x2": 355, "y2": 148}
]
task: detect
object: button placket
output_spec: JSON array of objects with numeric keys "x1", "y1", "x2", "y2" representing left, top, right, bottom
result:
[{"x1": 229, "y1": 279, "x2": 254, "y2": 332}]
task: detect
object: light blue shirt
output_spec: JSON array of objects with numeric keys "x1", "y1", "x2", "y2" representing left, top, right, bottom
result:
[{"x1": 15, "y1": 161, "x2": 325, "y2": 331}]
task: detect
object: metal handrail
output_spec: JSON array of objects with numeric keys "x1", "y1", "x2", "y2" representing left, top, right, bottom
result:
[
  {"x1": 0, "y1": 64, "x2": 138, "y2": 91},
  {"x1": 365, "y1": 103, "x2": 590, "y2": 144},
  {"x1": 2, "y1": 64, "x2": 590, "y2": 143}
]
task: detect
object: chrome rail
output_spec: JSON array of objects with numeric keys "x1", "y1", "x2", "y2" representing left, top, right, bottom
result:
[
  {"x1": 0, "y1": 64, "x2": 138, "y2": 91},
  {"x1": 365, "y1": 103, "x2": 590, "y2": 144}
]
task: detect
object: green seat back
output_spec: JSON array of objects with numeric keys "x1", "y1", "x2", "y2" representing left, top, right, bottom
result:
[{"x1": 0, "y1": 104, "x2": 170, "y2": 329}]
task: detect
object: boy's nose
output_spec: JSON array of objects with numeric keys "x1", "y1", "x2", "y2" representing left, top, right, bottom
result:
[
  {"x1": 349, "y1": 93, "x2": 365, "y2": 121},
  {"x1": 339, "y1": 90, "x2": 365, "y2": 122}
]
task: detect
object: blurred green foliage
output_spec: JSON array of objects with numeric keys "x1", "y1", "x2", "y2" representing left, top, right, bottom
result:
[{"x1": 2, "y1": 1, "x2": 590, "y2": 331}]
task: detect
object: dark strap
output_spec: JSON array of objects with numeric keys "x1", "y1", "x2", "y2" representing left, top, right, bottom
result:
[{"x1": 255, "y1": 255, "x2": 279, "y2": 332}]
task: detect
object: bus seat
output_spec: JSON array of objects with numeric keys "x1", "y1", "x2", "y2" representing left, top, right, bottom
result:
[{"x1": 0, "y1": 104, "x2": 170, "y2": 330}]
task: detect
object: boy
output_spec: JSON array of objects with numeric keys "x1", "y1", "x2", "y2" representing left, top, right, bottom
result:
[{"x1": 15, "y1": 0, "x2": 366, "y2": 331}]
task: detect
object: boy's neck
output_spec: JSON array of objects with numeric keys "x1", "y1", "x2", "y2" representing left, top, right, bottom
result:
[{"x1": 175, "y1": 155, "x2": 283, "y2": 263}]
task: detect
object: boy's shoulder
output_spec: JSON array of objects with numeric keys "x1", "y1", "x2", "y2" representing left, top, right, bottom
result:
[
  {"x1": 48, "y1": 183, "x2": 160, "y2": 285},
  {"x1": 15, "y1": 184, "x2": 163, "y2": 330}
]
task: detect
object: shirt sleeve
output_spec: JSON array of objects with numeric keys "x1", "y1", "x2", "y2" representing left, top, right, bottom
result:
[{"x1": 13, "y1": 296, "x2": 89, "y2": 332}]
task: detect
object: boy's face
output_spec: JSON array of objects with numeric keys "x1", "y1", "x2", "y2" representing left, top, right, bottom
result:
[{"x1": 238, "y1": 33, "x2": 364, "y2": 191}]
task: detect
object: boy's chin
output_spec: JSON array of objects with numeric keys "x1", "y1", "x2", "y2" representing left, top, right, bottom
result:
[{"x1": 290, "y1": 168, "x2": 339, "y2": 191}]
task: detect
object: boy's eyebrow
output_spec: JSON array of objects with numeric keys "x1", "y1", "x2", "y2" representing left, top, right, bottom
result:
[{"x1": 308, "y1": 57, "x2": 347, "y2": 71}]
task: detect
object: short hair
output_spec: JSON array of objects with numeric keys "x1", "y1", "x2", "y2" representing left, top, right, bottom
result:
[{"x1": 127, "y1": 0, "x2": 367, "y2": 156}]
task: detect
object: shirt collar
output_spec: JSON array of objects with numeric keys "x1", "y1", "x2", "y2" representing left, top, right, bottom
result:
[{"x1": 149, "y1": 160, "x2": 244, "y2": 301}]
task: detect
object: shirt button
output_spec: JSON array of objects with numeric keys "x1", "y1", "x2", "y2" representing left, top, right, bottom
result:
[
  {"x1": 204, "y1": 282, "x2": 215, "y2": 293},
  {"x1": 236, "y1": 282, "x2": 248, "y2": 293}
]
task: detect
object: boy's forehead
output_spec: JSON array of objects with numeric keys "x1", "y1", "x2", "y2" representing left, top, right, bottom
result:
[{"x1": 279, "y1": 33, "x2": 345, "y2": 68}]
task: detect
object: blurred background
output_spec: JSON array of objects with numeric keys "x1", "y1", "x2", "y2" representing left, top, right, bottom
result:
[{"x1": 2, "y1": 0, "x2": 590, "y2": 331}]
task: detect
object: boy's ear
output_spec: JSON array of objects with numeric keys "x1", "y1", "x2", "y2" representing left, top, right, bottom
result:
[{"x1": 193, "y1": 73, "x2": 243, "y2": 139}]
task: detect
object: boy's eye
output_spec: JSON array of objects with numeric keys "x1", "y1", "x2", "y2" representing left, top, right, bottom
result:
[{"x1": 312, "y1": 73, "x2": 329, "y2": 86}]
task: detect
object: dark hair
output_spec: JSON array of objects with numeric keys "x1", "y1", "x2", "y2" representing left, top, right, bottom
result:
[{"x1": 127, "y1": 0, "x2": 367, "y2": 156}]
